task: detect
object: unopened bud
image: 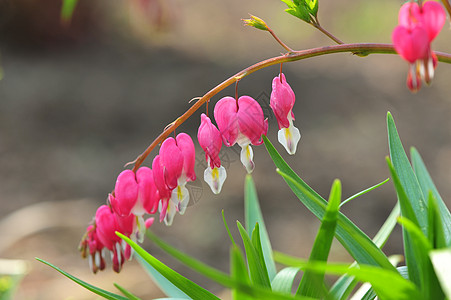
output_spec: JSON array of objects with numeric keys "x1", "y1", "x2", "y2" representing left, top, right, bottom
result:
[{"x1": 242, "y1": 15, "x2": 268, "y2": 31}]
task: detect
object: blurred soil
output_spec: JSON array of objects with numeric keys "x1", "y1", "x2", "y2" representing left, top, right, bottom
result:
[{"x1": 1, "y1": 0, "x2": 451, "y2": 299}]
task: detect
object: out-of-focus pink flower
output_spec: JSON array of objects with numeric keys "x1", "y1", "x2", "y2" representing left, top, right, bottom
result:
[
  {"x1": 80, "y1": 225, "x2": 105, "y2": 274},
  {"x1": 392, "y1": 1, "x2": 446, "y2": 91},
  {"x1": 270, "y1": 73, "x2": 301, "y2": 155},
  {"x1": 153, "y1": 133, "x2": 196, "y2": 225},
  {"x1": 198, "y1": 113, "x2": 227, "y2": 194},
  {"x1": 214, "y1": 96, "x2": 268, "y2": 173}
]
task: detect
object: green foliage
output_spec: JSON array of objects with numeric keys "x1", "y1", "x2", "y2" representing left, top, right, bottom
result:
[
  {"x1": 60, "y1": 0, "x2": 78, "y2": 24},
  {"x1": 280, "y1": 0, "x2": 319, "y2": 23},
  {"x1": 36, "y1": 258, "x2": 129, "y2": 300}
]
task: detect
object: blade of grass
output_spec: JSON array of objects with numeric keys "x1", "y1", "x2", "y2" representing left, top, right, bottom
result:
[
  {"x1": 340, "y1": 178, "x2": 389, "y2": 208},
  {"x1": 230, "y1": 245, "x2": 253, "y2": 300},
  {"x1": 427, "y1": 192, "x2": 447, "y2": 249},
  {"x1": 251, "y1": 224, "x2": 271, "y2": 286},
  {"x1": 237, "y1": 222, "x2": 272, "y2": 288},
  {"x1": 297, "y1": 179, "x2": 341, "y2": 298},
  {"x1": 114, "y1": 283, "x2": 141, "y2": 300},
  {"x1": 135, "y1": 254, "x2": 189, "y2": 299},
  {"x1": 245, "y1": 174, "x2": 277, "y2": 280},
  {"x1": 271, "y1": 267, "x2": 301, "y2": 294},
  {"x1": 117, "y1": 233, "x2": 220, "y2": 300},
  {"x1": 263, "y1": 136, "x2": 394, "y2": 271},
  {"x1": 387, "y1": 113, "x2": 427, "y2": 233},
  {"x1": 412, "y1": 147, "x2": 451, "y2": 246},
  {"x1": 274, "y1": 252, "x2": 422, "y2": 300},
  {"x1": 36, "y1": 258, "x2": 128, "y2": 300}
]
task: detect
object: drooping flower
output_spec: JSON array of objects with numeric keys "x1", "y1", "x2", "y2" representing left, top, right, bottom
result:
[
  {"x1": 270, "y1": 73, "x2": 301, "y2": 155},
  {"x1": 392, "y1": 1, "x2": 446, "y2": 91},
  {"x1": 79, "y1": 225, "x2": 106, "y2": 274},
  {"x1": 152, "y1": 133, "x2": 196, "y2": 225},
  {"x1": 214, "y1": 96, "x2": 268, "y2": 173},
  {"x1": 198, "y1": 113, "x2": 227, "y2": 194},
  {"x1": 109, "y1": 167, "x2": 159, "y2": 242}
]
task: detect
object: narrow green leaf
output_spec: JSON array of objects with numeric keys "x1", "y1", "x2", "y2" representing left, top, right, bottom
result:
[
  {"x1": 411, "y1": 147, "x2": 451, "y2": 246},
  {"x1": 297, "y1": 179, "x2": 341, "y2": 298},
  {"x1": 245, "y1": 174, "x2": 276, "y2": 280},
  {"x1": 61, "y1": 0, "x2": 78, "y2": 23},
  {"x1": 237, "y1": 222, "x2": 272, "y2": 288},
  {"x1": 387, "y1": 112, "x2": 427, "y2": 233},
  {"x1": 36, "y1": 258, "x2": 128, "y2": 300},
  {"x1": 263, "y1": 136, "x2": 394, "y2": 271},
  {"x1": 118, "y1": 233, "x2": 220, "y2": 300},
  {"x1": 427, "y1": 192, "x2": 447, "y2": 249},
  {"x1": 340, "y1": 178, "x2": 389, "y2": 208},
  {"x1": 386, "y1": 157, "x2": 423, "y2": 288},
  {"x1": 230, "y1": 245, "x2": 252, "y2": 300},
  {"x1": 274, "y1": 252, "x2": 423, "y2": 300},
  {"x1": 430, "y1": 248, "x2": 451, "y2": 299},
  {"x1": 251, "y1": 223, "x2": 270, "y2": 286},
  {"x1": 114, "y1": 283, "x2": 141, "y2": 300},
  {"x1": 141, "y1": 232, "x2": 307, "y2": 300},
  {"x1": 222, "y1": 210, "x2": 237, "y2": 247},
  {"x1": 135, "y1": 254, "x2": 189, "y2": 299},
  {"x1": 271, "y1": 267, "x2": 301, "y2": 294}
]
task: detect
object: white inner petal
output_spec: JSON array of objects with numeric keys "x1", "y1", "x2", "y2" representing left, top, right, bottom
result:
[
  {"x1": 240, "y1": 144, "x2": 254, "y2": 173},
  {"x1": 204, "y1": 165, "x2": 227, "y2": 194},
  {"x1": 278, "y1": 118, "x2": 301, "y2": 155}
]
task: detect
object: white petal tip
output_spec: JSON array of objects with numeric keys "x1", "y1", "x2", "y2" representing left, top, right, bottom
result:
[
  {"x1": 278, "y1": 124, "x2": 301, "y2": 155},
  {"x1": 204, "y1": 166, "x2": 227, "y2": 194}
]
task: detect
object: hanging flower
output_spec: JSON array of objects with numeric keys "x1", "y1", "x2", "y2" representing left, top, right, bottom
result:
[
  {"x1": 198, "y1": 113, "x2": 227, "y2": 194},
  {"x1": 109, "y1": 167, "x2": 159, "y2": 242},
  {"x1": 392, "y1": 1, "x2": 446, "y2": 92},
  {"x1": 214, "y1": 96, "x2": 268, "y2": 173},
  {"x1": 152, "y1": 133, "x2": 196, "y2": 225},
  {"x1": 270, "y1": 73, "x2": 301, "y2": 155}
]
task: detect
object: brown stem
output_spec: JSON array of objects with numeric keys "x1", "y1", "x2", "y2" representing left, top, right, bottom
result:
[
  {"x1": 131, "y1": 43, "x2": 451, "y2": 172},
  {"x1": 441, "y1": 0, "x2": 451, "y2": 18},
  {"x1": 312, "y1": 22, "x2": 344, "y2": 45},
  {"x1": 267, "y1": 27, "x2": 294, "y2": 52}
]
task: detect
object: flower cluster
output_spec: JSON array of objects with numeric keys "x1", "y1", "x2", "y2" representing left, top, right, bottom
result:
[
  {"x1": 392, "y1": 1, "x2": 446, "y2": 92},
  {"x1": 80, "y1": 72, "x2": 301, "y2": 272}
]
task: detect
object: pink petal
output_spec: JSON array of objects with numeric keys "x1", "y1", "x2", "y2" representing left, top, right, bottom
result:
[
  {"x1": 421, "y1": 1, "x2": 446, "y2": 41},
  {"x1": 176, "y1": 133, "x2": 196, "y2": 182},
  {"x1": 136, "y1": 167, "x2": 160, "y2": 214},
  {"x1": 236, "y1": 96, "x2": 268, "y2": 145},
  {"x1": 95, "y1": 205, "x2": 120, "y2": 250},
  {"x1": 398, "y1": 2, "x2": 421, "y2": 29},
  {"x1": 160, "y1": 138, "x2": 183, "y2": 190},
  {"x1": 198, "y1": 113, "x2": 222, "y2": 168},
  {"x1": 214, "y1": 96, "x2": 239, "y2": 146},
  {"x1": 152, "y1": 155, "x2": 171, "y2": 200},
  {"x1": 270, "y1": 73, "x2": 296, "y2": 129},
  {"x1": 392, "y1": 25, "x2": 429, "y2": 63},
  {"x1": 114, "y1": 170, "x2": 139, "y2": 217}
]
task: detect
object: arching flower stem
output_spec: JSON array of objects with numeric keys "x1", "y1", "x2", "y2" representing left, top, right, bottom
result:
[{"x1": 131, "y1": 43, "x2": 451, "y2": 172}]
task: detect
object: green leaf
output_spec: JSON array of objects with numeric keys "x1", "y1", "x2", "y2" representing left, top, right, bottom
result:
[
  {"x1": 305, "y1": 0, "x2": 319, "y2": 17},
  {"x1": 135, "y1": 254, "x2": 189, "y2": 299},
  {"x1": 222, "y1": 210, "x2": 237, "y2": 247},
  {"x1": 60, "y1": 0, "x2": 78, "y2": 24},
  {"x1": 280, "y1": 0, "x2": 312, "y2": 23},
  {"x1": 237, "y1": 222, "x2": 272, "y2": 288},
  {"x1": 140, "y1": 232, "x2": 307, "y2": 300},
  {"x1": 427, "y1": 192, "x2": 447, "y2": 249},
  {"x1": 297, "y1": 179, "x2": 341, "y2": 298},
  {"x1": 271, "y1": 267, "x2": 301, "y2": 294},
  {"x1": 117, "y1": 233, "x2": 220, "y2": 300},
  {"x1": 386, "y1": 157, "x2": 424, "y2": 288},
  {"x1": 230, "y1": 245, "x2": 252, "y2": 300},
  {"x1": 387, "y1": 112, "x2": 427, "y2": 233},
  {"x1": 274, "y1": 252, "x2": 423, "y2": 300},
  {"x1": 36, "y1": 258, "x2": 128, "y2": 300},
  {"x1": 244, "y1": 174, "x2": 276, "y2": 280},
  {"x1": 264, "y1": 135, "x2": 394, "y2": 271},
  {"x1": 430, "y1": 248, "x2": 451, "y2": 299},
  {"x1": 251, "y1": 224, "x2": 271, "y2": 285},
  {"x1": 340, "y1": 178, "x2": 389, "y2": 208},
  {"x1": 411, "y1": 147, "x2": 451, "y2": 246},
  {"x1": 114, "y1": 283, "x2": 141, "y2": 300}
]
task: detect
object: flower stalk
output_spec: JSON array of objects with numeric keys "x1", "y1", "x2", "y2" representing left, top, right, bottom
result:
[{"x1": 131, "y1": 43, "x2": 451, "y2": 172}]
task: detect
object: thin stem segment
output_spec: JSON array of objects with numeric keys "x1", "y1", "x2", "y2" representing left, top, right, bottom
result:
[{"x1": 131, "y1": 43, "x2": 451, "y2": 172}]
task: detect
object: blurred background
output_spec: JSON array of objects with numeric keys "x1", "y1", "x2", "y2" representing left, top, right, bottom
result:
[{"x1": 0, "y1": 0, "x2": 450, "y2": 298}]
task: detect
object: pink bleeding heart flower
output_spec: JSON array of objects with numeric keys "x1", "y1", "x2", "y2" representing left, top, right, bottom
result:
[
  {"x1": 393, "y1": 1, "x2": 446, "y2": 91},
  {"x1": 270, "y1": 73, "x2": 301, "y2": 155},
  {"x1": 153, "y1": 133, "x2": 196, "y2": 225},
  {"x1": 214, "y1": 96, "x2": 268, "y2": 173},
  {"x1": 109, "y1": 167, "x2": 159, "y2": 242},
  {"x1": 80, "y1": 225, "x2": 106, "y2": 274},
  {"x1": 95, "y1": 205, "x2": 128, "y2": 273},
  {"x1": 198, "y1": 113, "x2": 227, "y2": 194}
]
